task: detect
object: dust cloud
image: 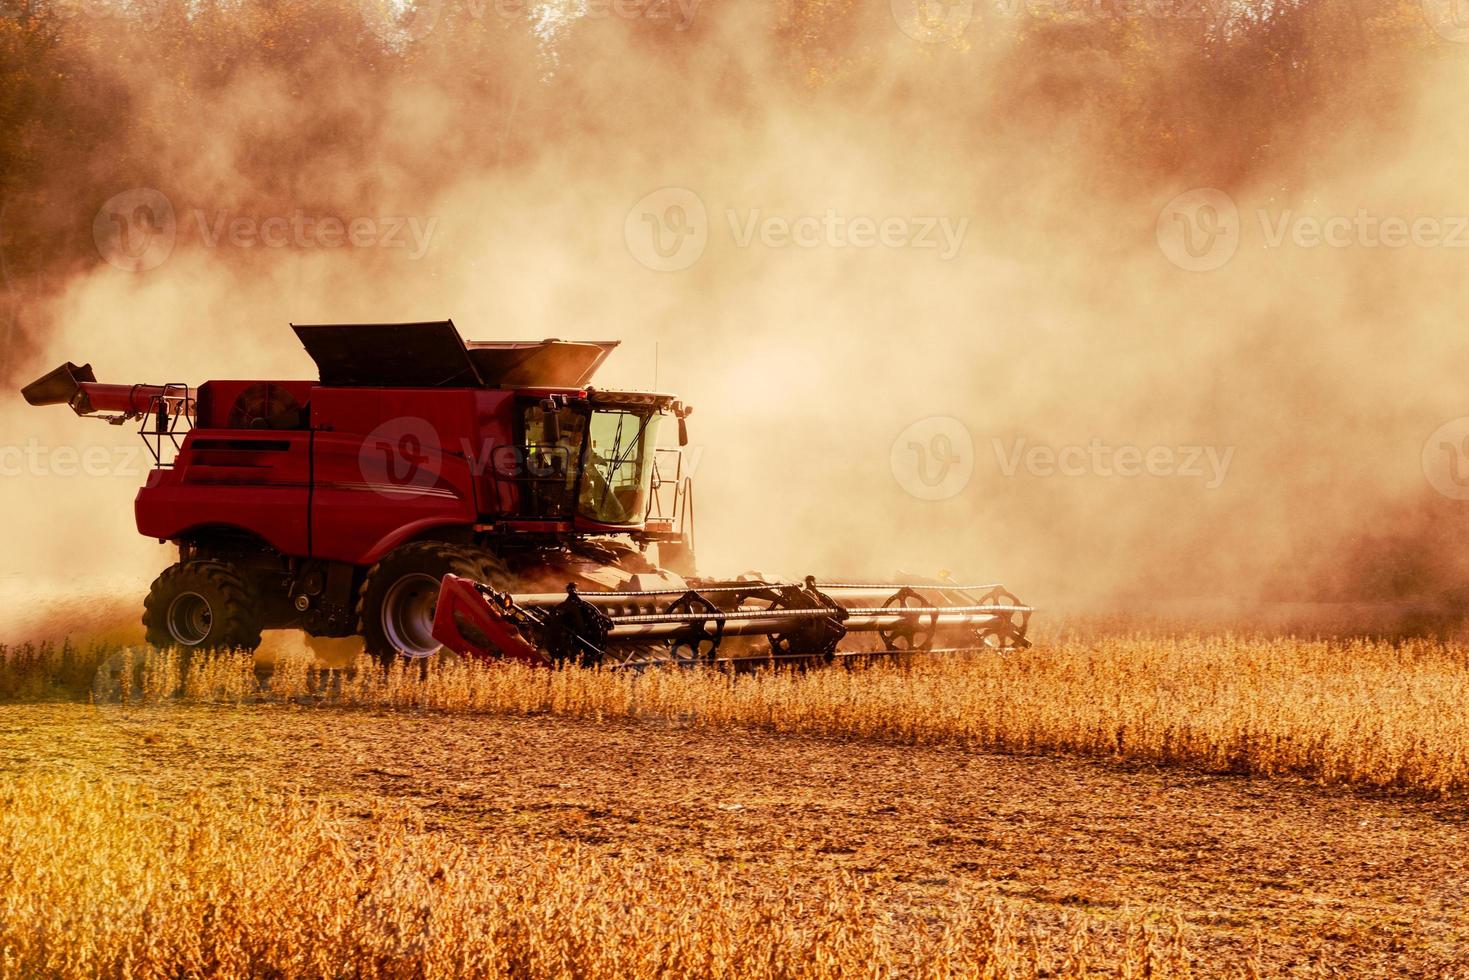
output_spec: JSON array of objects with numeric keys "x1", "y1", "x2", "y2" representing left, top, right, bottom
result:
[{"x1": 1, "y1": 0, "x2": 1466, "y2": 636}]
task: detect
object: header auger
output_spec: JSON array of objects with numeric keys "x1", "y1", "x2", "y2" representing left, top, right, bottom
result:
[{"x1": 23, "y1": 320, "x2": 1032, "y2": 667}]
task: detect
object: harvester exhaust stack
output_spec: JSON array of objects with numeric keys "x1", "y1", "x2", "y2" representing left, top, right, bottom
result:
[{"x1": 432, "y1": 575, "x2": 1032, "y2": 669}]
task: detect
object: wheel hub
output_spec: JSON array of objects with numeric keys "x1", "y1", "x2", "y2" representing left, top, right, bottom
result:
[
  {"x1": 381, "y1": 573, "x2": 443, "y2": 658},
  {"x1": 166, "y1": 591, "x2": 214, "y2": 646}
]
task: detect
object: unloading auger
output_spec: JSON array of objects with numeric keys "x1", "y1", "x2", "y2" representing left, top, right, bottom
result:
[{"x1": 432, "y1": 575, "x2": 1032, "y2": 668}]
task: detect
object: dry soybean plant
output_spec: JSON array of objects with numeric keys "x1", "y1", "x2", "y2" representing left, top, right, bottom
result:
[
  {"x1": 0, "y1": 773, "x2": 1194, "y2": 979},
  {"x1": 37, "y1": 632, "x2": 1469, "y2": 796}
]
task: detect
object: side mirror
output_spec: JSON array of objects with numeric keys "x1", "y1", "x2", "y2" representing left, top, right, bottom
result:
[
  {"x1": 540, "y1": 398, "x2": 561, "y2": 443},
  {"x1": 674, "y1": 403, "x2": 692, "y2": 447}
]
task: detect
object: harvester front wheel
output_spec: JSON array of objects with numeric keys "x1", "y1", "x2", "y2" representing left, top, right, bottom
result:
[
  {"x1": 357, "y1": 541, "x2": 512, "y2": 666},
  {"x1": 143, "y1": 561, "x2": 263, "y2": 652}
]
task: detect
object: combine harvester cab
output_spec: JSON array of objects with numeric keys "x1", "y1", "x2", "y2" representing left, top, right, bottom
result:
[{"x1": 23, "y1": 320, "x2": 1031, "y2": 668}]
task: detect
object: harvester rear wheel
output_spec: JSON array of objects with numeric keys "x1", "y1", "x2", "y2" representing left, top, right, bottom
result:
[
  {"x1": 357, "y1": 541, "x2": 512, "y2": 666},
  {"x1": 143, "y1": 560, "x2": 262, "y2": 652}
]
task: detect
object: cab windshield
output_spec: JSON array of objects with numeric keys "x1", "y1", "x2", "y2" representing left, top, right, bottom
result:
[{"x1": 578, "y1": 409, "x2": 662, "y2": 525}]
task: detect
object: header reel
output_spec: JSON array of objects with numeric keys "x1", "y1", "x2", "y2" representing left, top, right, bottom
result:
[{"x1": 432, "y1": 575, "x2": 1032, "y2": 669}]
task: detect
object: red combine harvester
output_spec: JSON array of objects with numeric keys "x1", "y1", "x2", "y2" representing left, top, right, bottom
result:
[{"x1": 24, "y1": 321, "x2": 1031, "y2": 667}]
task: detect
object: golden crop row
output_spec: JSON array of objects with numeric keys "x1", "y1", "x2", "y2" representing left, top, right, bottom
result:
[
  {"x1": 35, "y1": 632, "x2": 1469, "y2": 797},
  {"x1": 0, "y1": 773, "x2": 1193, "y2": 979}
]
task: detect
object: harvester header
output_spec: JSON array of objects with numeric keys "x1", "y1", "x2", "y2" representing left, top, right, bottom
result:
[{"x1": 433, "y1": 575, "x2": 1032, "y2": 669}]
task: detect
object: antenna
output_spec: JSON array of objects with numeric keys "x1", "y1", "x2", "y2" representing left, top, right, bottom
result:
[{"x1": 654, "y1": 341, "x2": 659, "y2": 390}]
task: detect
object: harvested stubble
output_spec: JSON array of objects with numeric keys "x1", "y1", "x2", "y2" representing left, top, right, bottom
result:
[
  {"x1": 54, "y1": 632, "x2": 1469, "y2": 797},
  {"x1": 0, "y1": 773, "x2": 1193, "y2": 979}
]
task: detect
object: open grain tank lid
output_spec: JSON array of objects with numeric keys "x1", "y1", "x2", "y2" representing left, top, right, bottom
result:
[
  {"x1": 465, "y1": 338, "x2": 618, "y2": 388},
  {"x1": 291, "y1": 320, "x2": 619, "y2": 388}
]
